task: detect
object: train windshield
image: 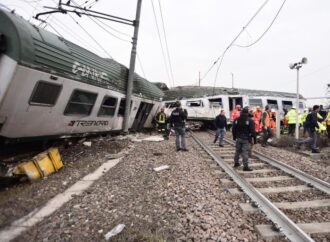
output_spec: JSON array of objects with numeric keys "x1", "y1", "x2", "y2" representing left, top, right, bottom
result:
[{"x1": 165, "y1": 102, "x2": 176, "y2": 108}]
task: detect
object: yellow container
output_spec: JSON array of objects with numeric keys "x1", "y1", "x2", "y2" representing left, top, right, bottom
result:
[
  {"x1": 48, "y1": 147, "x2": 64, "y2": 171},
  {"x1": 13, "y1": 147, "x2": 64, "y2": 181},
  {"x1": 13, "y1": 161, "x2": 41, "y2": 180},
  {"x1": 33, "y1": 152, "x2": 55, "y2": 177}
]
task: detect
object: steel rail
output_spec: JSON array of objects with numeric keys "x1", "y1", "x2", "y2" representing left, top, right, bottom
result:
[
  {"x1": 191, "y1": 131, "x2": 314, "y2": 242},
  {"x1": 223, "y1": 137, "x2": 330, "y2": 196}
]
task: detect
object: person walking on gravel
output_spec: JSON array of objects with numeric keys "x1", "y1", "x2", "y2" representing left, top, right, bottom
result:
[
  {"x1": 170, "y1": 101, "x2": 188, "y2": 152},
  {"x1": 296, "y1": 105, "x2": 320, "y2": 153},
  {"x1": 232, "y1": 107, "x2": 255, "y2": 171},
  {"x1": 261, "y1": 105, "x2": 273, "y2": 147},
  {"x1": 214, "y1": 110, "x2": 227, "y2": 147}
]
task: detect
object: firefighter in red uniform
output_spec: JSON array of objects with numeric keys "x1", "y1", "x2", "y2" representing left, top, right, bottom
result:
[
  {"x1": 231, "y1": 105, "x2": 241, "y2": 121},
  {"x1": 253, "y1": 106, "x2": 262, "y2": 134}
]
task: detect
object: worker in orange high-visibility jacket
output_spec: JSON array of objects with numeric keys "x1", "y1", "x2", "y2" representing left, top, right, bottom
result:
[
  {"x1": 231, "y1": 105, "x2": 241, "y2": 122},
  {"x1": 253, "y1": 106, "x2": 262, "y2": 133},
  {"x1": 261, "y1": 105, "x2": 273, "y2": 147},
  {"x1": 270, "y1": 108, "x2": 277, "y2": 133}
]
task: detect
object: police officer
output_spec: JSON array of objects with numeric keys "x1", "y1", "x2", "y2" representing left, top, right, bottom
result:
[
  {"x1": 232, "y1": 106, "x2": 255, "y2": 171},
  {"x1": 170, "y1": 101, "x2": 188, "y2": 152}
]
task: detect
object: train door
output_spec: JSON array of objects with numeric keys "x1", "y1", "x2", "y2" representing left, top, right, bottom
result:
[
  {"x1": 131, "y1": 102, "x2": 154, "y2": 131},
  {"x1": 229, "y1": 97, "x2": 243, "y2": 111}
]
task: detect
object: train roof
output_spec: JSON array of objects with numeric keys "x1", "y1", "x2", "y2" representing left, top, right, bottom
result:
[
  {"x1": 0, "y1": 9, "x2": 163, "y2": 100},
  {"x1": 163, "y1": 86, "x2": 304, "y2": 101}
]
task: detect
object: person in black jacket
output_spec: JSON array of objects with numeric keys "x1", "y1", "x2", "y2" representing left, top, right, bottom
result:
[
  {"x1": 296, "y1": 105, "x2": 320, "y2": 153},
  {"x1": 213, "y1": 110, "x2": 227, "y2": 147},
  {"x1": 232, "y1": 106, "x2": 256, "y2": 171},
  {"x1": 170, "y1": 101, "x2": 188, "y2": 152}
]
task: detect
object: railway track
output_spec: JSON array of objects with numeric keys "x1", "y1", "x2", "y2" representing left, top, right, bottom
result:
[{"x1": 191, "y1": 130, "x2": 330, "y2": 242}]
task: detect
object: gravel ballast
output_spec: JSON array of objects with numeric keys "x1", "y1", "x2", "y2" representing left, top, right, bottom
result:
[{"x1": 11, "y1": 134, "x2": 267, "y2": 242}]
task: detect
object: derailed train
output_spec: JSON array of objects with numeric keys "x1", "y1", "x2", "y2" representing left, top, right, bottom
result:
[
  {"x1": 161, "y1": 86, "x2": 306, "y2": 127},
  {"x1": 0, "y1": 9, "x2": 163, "y2": 143}
]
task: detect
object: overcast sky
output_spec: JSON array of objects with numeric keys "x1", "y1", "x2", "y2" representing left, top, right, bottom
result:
[{"x1": 1, "y1": 0, "x2": 329, "y2": 98}]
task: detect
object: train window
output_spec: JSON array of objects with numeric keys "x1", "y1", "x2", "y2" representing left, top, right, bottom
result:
[
  {"x1": 209, "y1": 98, "x2": 222, "y2": 107},
  {"x1": 64, "y1": 90, "x2": 97, "y2": 116},
  {"x1": 267, "y1": 99, "x2": 278, "y2": 109},
  {"x1": 282, "y1": 101, "x2": 292, "y2": 110},
  {"x1": 186, "y1": 100, "x2": 203, "y2": 107},
  {"x1": 29, "y1": 81, "x2": 62, "y2": 106},
  {"x1": 98, "y1": 96, "x2": 117, "y2": 116},
  {"x1": 118, "y1": 98, "x2": 132, "y2": 116},
  {"x1": 249, "y1": 98, "x2": 263, "y2": 107}
]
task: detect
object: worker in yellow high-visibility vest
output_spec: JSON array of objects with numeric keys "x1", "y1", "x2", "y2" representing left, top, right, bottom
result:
[
  {"x1": 326, "y1": 110, "x2": 330, "y2": 139},
  {"x1": 285, "y1": 106, "x2": 297, "y2": 136},
  {"x1": 155, "y1": 107, "x2": 167, "y2": 134}
]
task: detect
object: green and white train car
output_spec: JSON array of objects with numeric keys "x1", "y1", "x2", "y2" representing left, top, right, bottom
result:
[{"x1": 0, "y1": 9, "x2": 163, "y2": 142}]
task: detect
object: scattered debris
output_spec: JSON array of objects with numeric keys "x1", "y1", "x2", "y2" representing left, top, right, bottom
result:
[
  {"x1": 153, "y1": 165, "x2": 169, "y2": 172},
  {"x1": 105, "y1": 224, "x2": 125, "y2": 240},
  {"x1": 83, "y1": 141, "x2": 92, "y2": 147},
  {"x1": 12, "y1": 148, "x2": 64, "y2": 181}
]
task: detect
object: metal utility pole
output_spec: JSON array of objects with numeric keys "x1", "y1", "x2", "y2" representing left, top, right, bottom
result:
[
  {"x1": 123, "y1": 0, "x2": 142, "y2": 134},
  {"x1": 295, "y1": 68, "x2": 300, "y2": 140},
  {"x1": 199, "y1": 71, "x2": 201, "y2": 86},
  {"x1": 231, "y1": 72, "x2": 234, "y2": 88},
  {"x1": 289, "y1": 57, "x2": 308, "y2": 140}
]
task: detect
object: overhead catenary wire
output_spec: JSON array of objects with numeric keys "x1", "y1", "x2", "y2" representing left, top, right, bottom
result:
[
  {"x1": 157, "y1": 0, "x2": 175, "y2": 87},
  {"x1": 47, "y1": 0, "x2": 113, "y2": 58},
  {"x1": 28, "y1": 0, "x2": 108, "y2": 56},
  {"x1": 70, "y1": 0, "x2": 131, "y2": 40},
  {"x1": 211, "y1": 0, "x2": 287, "y2": 94},
  {"x1": 201, "y1": 0, "x2": 270, "y2": 85},
  {"x1": 233, "y1": 0, "x2": 287, "y2": 48},
  {"x1": 150, "y1": 0, "x2": 172, "y2": 87},
  {"x1": 70, "y1": 0, "x2": 147, "y2": 78},
  {"x1": 67, "y1": 13, "x2": 113, "y2": 58},
  {"x1": 137, "y1": 53, "x2": 147, "y2": 78}
]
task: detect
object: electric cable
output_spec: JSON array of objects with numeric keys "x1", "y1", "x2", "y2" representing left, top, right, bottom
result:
[
  {"x1": 201, "y1": 0, "x2": 270, "y2": 84},
  {"x1": 233, "y1": 0, "x2": 286, "y2": 48},
  {"x1": 70, "y1": 0, "x2": 132, "y2": 42},
  {"x1": 157, "y1": 0, "x2": 175, "y2": 87},
  {"x1": 67, "y1": 13, "x2": 113, "y2": 58},
  {"x1": 150, "y1": 0, "x2": 172, "y2": 87},
  {"x1": 211, "y1": 0, "x2": 271, "y2": 90},
  {"x1": 137, "y1": 53, "x2": 147, "y2": 78}
]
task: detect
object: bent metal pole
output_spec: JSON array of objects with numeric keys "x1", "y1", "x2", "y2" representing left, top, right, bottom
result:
[{"x1": 123, "y1": 0, "x2": 143, "y2": 134}]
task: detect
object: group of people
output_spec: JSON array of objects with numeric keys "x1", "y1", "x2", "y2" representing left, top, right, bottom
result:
[
  {"x1": 217, "y1": 105, "x2": 273, "y2": 171},
  {"x1": 229, "y1": 104, "x2": 275, "y2": 148},
  {"x1": 154, "y1": 102, "x2": 330, "y2": 168}
]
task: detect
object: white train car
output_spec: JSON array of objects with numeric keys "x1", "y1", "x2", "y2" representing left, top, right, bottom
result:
[
  {"x1": 162, "y1": 86, "x2": 306, "y2": 125},
  {"x1": 0, "y1": 10, "x2": 163, "y2": 143}
]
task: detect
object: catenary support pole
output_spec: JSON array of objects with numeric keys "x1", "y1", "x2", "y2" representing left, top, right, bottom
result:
[
  {"x1": 295, "y1": 68, "x2": 300, "y2": 140},
  {"x1": 123, "y1": 0, "x2": 143, "y2": 134}
]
